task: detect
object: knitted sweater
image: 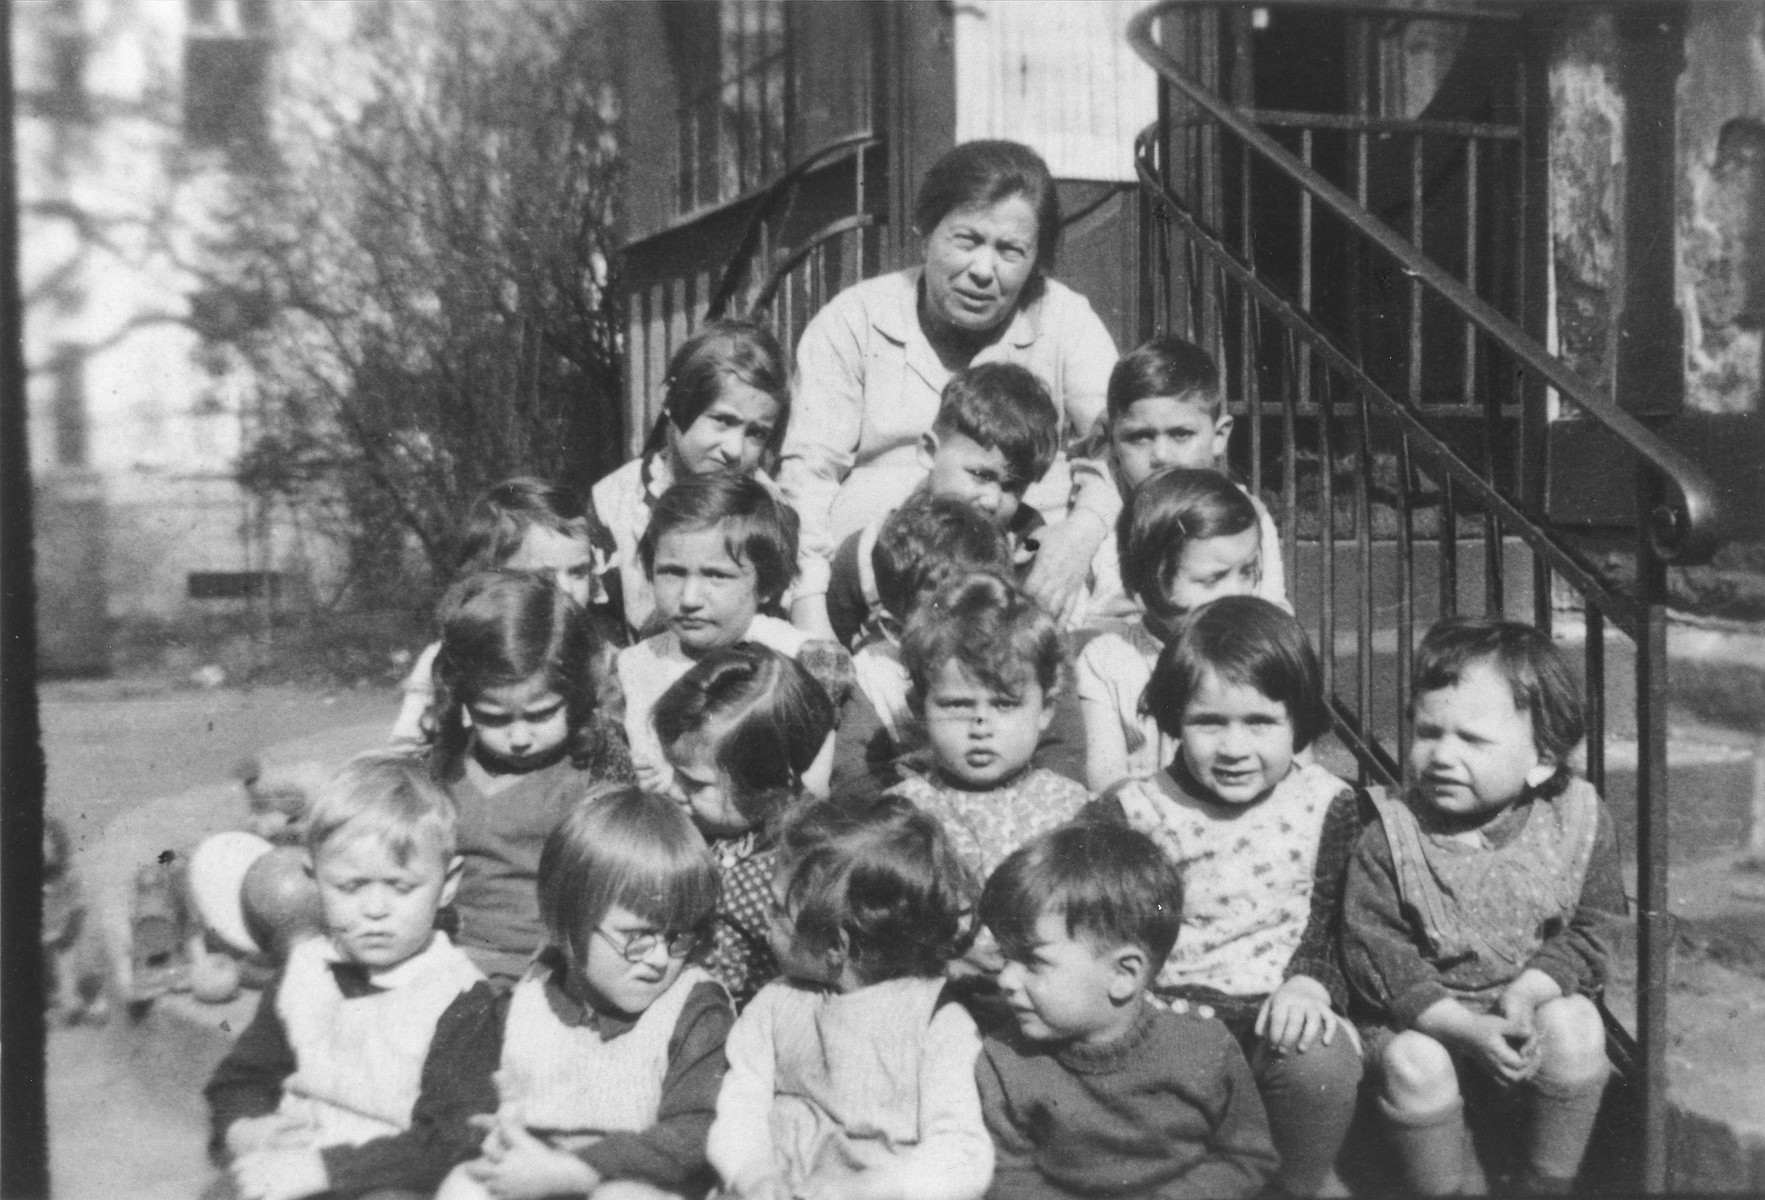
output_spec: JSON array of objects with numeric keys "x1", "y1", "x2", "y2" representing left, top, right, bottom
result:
[
  {"x1": 888, "y1": 766, "x2": 1092, "y2": 881},
  {"x1": 976, "y1": 1002, "x2": 1278, "y2": 1199},
  {"x1": 709, "y1": 976, "x2": 993, "y2": 1200}
]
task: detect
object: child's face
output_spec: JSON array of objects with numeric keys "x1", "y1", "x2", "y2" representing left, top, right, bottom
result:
[
  {"x1": 1111, "y1": 396, "x2": 1232, "y2": 490},
  {"x1": 919, "y1": 431, "x2": 1023, "y2": 529},
  {"x1": 1177, "y1": 667, "x2": 1297, "y2": 806},
  {"x1": 1151, "y1": 528, "x2": 1261, "y2": 634},
  {"x1": 467, "y1": 673, "x2": 570, "y2": 771},
  {"x1": 920, "y1": 659, "x2": 1054, "y2": 789},
  {"x1": 505, "y1": 525, "x2": 597, "y2": 609},
  {"x1": 570, "y1": 903, "x2": 693, "y2": 1016},
  {"x1": 1409, "y1": 659, "x2": 1553, "y2": 822},
  {"x1": 651, "y1": 525, "x2": 761, "y2": 658},
  {"x1": 668, "y1": 385, "x2": 782, "y2": 478},
  {"x1": 664, "y1": 732, "x2": 751, "y2": 839},
  {"x1": 311, "y1": 833, "x2": 460, "y2": 971},
  {"x1": 996, "y1": 906, "x2": 1142, "y2": 1047}
]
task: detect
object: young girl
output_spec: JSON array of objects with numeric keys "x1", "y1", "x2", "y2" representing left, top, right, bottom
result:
[
  {"x1": 392, "y1": 476, "x2": 616, "y2": 747},
  {"x1": 1075, "y1": 467, "x2": 1264, "y2": 790},
  {"x1": 652, "y1": 643, "x2": 836, "y2": 1008},
  {"x1": 430, "y1": 570, "x2": 633, "y2": 985},
  {"x1": 618, "y1": 472, "x2": 840, "y2": 797},
  {"x1": 1094, "y1": 596, "x2": 1367, "y2": 1198},
  {"x1": 886, "y1": 571, "x2": 1091, "y2": 882},
  {"x1": 1344, "y1": 618, "x2": 1620, "y2": 1196},
  {"x1": 707, "y1": 795, "x2": 993, "y2": 1200},
  {"x1": 427, "y1": 786, "x2": 734, "y2": 1200},
  {"x1": 591, "y1": 319, "x2": 790, "y2": 638},
  {"x1": 1080, "y1": 335, "x2": 1287, "y2": 625}
]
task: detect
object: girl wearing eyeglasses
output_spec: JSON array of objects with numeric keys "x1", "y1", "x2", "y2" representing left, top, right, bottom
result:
[{"x1": 427, "y1": 786, "x2": 734, "y2": 1200}]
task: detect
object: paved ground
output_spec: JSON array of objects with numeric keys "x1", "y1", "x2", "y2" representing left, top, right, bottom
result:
[{"x1": 40, "y1": 681, "x2": 399, "y2": 1200}]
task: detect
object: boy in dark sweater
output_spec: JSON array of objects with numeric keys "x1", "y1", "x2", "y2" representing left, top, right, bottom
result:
[{"x1": 974, "y1": 821, "x2": 1277, "y2": 1199}]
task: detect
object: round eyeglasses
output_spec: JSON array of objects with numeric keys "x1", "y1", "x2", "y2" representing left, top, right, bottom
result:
[{"x1": 594, "y1": 923, "x2": 701, "y2": 963}]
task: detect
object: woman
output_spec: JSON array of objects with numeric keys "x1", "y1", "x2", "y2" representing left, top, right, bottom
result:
[{"x1": 780, "y1": 140, "x2": 1119, "y2": 636}]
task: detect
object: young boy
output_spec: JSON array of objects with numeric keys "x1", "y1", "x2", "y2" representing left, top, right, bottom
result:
[
  {"x1": 1344, "y1": 617, "x2": 1621, "y2": 1196},
  {"x1": 1084, "y1": 335, "x2": 1287, "y2": 625},
  {"x1": 205, "y1": 752, "x2": 484, "y2": 1200},
  {"x1": 976, "y1": 820, "x2": 1279, "y2": 1199},
  {"x1": 823, "y1": 363, "x2": 1061, "y2": 649}
]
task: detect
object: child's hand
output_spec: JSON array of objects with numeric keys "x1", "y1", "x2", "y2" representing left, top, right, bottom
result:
[
  {"x1": 462, "y1": 1123, "x2": 598, "y2": 1200},
  {"x1": 229, "y1": 1147, "x2": 328, "y2": 1200},
  {"x1": 225, "y1": 1113, "x2": 309, "y2": 1157},
  {"x1": 1449, "y1": 1012, "x2": 1539, "y2": 1086},
  {"x1": 1497, "y1": 967, "x2": 1564, "y2": 1063},
  {"x1": 1255, "y1": 975, "x2": 1341, "y2": 1054}
]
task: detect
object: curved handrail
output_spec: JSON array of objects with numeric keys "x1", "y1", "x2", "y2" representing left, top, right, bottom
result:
[
  {"x1": 1126, "y1": 0, "x2": 1722, "y2": 564},
  {"x1": 706, "y1": 132, "x2": 881, "y2": 320},
  {"x1": 750, "y1": 213, "x2": 880, "y2": 314}
]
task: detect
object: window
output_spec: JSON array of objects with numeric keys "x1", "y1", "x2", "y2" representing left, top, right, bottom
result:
[
  {"x1": 50, "y1": 346, "x2": 87, "y2": 469},
  {"x1": 188, "y1": 572, "x2": 282, "y2": 601},
  {"x1": 676, "y1": 0, "x2": 791, "y2": 215},
  {"x1": 184, "y1": 0, "x2": 272, "y2": 155}
]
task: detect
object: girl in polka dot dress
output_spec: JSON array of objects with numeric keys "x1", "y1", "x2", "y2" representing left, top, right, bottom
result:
[{"x1": 651, "y1": 643, "x2": 837, "y2": 1008}]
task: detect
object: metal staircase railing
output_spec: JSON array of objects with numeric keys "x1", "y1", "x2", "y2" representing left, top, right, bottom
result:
[{"x1": 1127, "y1": 3, "x2": 1725, "y2": 1189}]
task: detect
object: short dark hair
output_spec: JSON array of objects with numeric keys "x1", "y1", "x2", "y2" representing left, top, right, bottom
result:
[
  {"x1": 1117, "y1": 468, "x2": 1259, "y2": 621},
  {"x1": 651, "y1": 643, "x2": 836, "y2": 827},
  {"x1": 1107, "y1": 335, "x2": 1223, "y2": 422},
  {"x1": 914, "y1": 140, "x2": 1061, "y2": 276},
  {"x1": 900, "y1": 572, "x2": 1066, "y2": 705},
  {"x1": 1141, "y1": 595, "x2": 1330, "y2": 750},
  {"x1": 455, "y1": 476, "x2": 608, "y2": 578},
  {"x1": 873, "y1": 493, "x2": 1013, "y2": 623},
  {"x1": 1412, "y1": 617, "x2": 1586, "y2": 775},
  {"x1": 639, "y1": 472, "x2": 799, "y2": 608},
  {"x1": 980, "y1": 820, "x2": 1184, "y2": 972},
  {"x1": 931, "y1": 363, "x2": 1060, "y2": 494},
  {"x1": 775, "y1": 794, "x2": 976, "y2": 984},
  {"x1": 642, "y1": 319, "x2": 791, "y2": 469},
  {"x1": 537, "y1": 785, "x2": 720, "y2": 969}
]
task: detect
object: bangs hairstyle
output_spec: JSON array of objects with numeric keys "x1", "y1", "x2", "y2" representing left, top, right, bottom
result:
[
  {"x1": 914, "y1": 139, "x2": 1061, "y2": 276},
  {"x1": 651, "y1": 644, "x2": 836, "y2": 827},
  {"x1": 980, "y1": 820, "x2": 1184, "y2": 972},
  {"x1": 1107, "y1": 335, "x2": 1223, "y2": 421},
  {"x1": 1412, "y1": 616, "x2": 1586, "y2": 775},
  {"x1": 641, "y1": 319, "x2": 791, "y2": 469},
  {"x1": 454, "y1": 476, "x2": 605, "y2": 577},
  {"x1": 776, "y1": 794, "x2": 976, "y2": 984},
  {"x1": 538, "y1": 785, "x2": 720, "y2": 967},
  {"x1": 1117, "y1": 468, "x2": 1259, "y2": 614},
  {"x1": 428, "y1": 570, "x2": 603, "y2": 780},
  {"x1": 306, "y1": 751, "x2": 460, "y2": 865},
  {"x1": 932, "y1": 363, "x2": 1060, "y2": 494},
  {"x1": 1141, "y1": 596, "x2": 1330, "y2": 750},
  {"x1": 873, "y1": 493, "x2": 1013, "y2": 623},
  {"x1": 900, "y1": 572, "x2": 1065, "y2": 705},
  {"x1": 639, "y1": 472, "x2": 799, "y2": 609}
]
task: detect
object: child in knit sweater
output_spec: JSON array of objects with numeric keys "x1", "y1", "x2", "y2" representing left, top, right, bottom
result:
[
  {"x1": 432, "y1": 786, "x2": 734, "y2": 1200},
  {"x1": 885, "y1": 572, "x2": 1091, "y2": 884},
  {"x1": 1344, "y1": 618, "x2": 1621, "y2": 1196},
  {"x1": 206, "y1": 752, "x2": 485, "y2": 1200},
  {"x1": 708, "y1": 795, "x2": 994, "y2": 1200},
  {"x1": 652, "y1": 643, "x2": 836, "y2": 1007},
  {"x1": 1094, "y1": 597, "x2": 1367, "y2": 1196},
  {"x1": 976, "y1": 820, "x2": 1278, "y2": 1199}
]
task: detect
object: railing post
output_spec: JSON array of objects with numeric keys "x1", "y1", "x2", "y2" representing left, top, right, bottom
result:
[{"x1": 1636, "y1": 474, "x2": 1672, "y2": 1193}]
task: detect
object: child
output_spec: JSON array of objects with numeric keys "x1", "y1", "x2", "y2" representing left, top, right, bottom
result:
[
  {"x1": 618, "y1": 472, "x2": 840, "y2": 796},
  {"x1": 205, "y1": 752, "x2": 485, "y2": 1200},
  {"x1": 392, "y1": 476, "x2": 616, "y2": 746},
  {"x1": 652, "y1": 643, "x2": 837, "y2": 1007},
  {"x1": 708, "y1": 795, "x2": 994, "y2": 1200},
  {"x1": 591, "y1": 319, "x2": 791, "y2": 638},
  {"x1": 1075, "y1": 467, "x2": 1265, "y2": 790},
  {"x1": 1094, "y1": 597, "x2": 1368, "y2": 1196},
  {"x1": 886, "y1": 572, "x2": 1092, "y2": 882},
  {"x1": 430, "y1": 786, "x2": 735, "y2": 1200},
  {"x1": 1081, "y1": 334, "x2": 1287, "y2": 625},
  {"x1": 823, "y1": 363, "x2": 1060, "y2": 649},
  {"x1": 977, "y1": 820, "x2": 1279, "y2": 1199},
  {"x1": 1343, "y1": 617, "x2": 1620, "y2": 1196},
  {"x1": 430, "y1": 570, "x2": 633, "y2": 984}
]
